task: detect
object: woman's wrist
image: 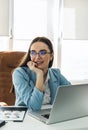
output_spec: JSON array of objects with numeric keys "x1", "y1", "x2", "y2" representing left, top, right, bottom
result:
[{"x1": 36, "y1": 75, "x2": 44, "y2": 91}]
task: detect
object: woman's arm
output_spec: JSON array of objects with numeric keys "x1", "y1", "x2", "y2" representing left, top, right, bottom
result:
[{"x1": 12, "y1": 67, "x2": 44, "y2": 111}]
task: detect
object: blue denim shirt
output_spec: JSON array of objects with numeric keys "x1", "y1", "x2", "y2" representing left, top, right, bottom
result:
[{"x1": 12, "y1": 67, "x2": 71, "y2": 111}]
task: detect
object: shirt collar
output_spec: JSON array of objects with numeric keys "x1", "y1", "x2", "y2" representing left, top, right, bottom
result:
[{"x1": 45, "y1": 70, "x2": 50, "y2": 84}]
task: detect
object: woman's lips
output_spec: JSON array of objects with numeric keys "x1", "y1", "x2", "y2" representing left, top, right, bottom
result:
[{"x1": 35, "y1": 61, "x2": 43, "y2": 66}]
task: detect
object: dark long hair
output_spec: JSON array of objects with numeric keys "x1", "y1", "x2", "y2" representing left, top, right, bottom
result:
[{"x1": 19, "y1": 36, "x2": 54, "y2": 68}]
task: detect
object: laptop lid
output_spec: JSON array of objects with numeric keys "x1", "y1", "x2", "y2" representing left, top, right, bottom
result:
[{"x1": 28, "y1": 84, "x2": 88, "y2": 124}]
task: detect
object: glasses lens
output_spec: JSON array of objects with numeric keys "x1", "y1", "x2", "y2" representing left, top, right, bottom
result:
[
  {"x1": 39, "y1": 50, "x2": 47, "y2": 56},
  {"x1": 30, "y1": 50, "x2": 50, "y2": 57},
  {"x1": 30, "y1": 51, "x2": 36, "y2": 56}
]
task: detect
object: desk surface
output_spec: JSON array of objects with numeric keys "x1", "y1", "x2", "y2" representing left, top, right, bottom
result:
[{"x1": 1, "y1": 112, "x2": 88, "y2": 130}]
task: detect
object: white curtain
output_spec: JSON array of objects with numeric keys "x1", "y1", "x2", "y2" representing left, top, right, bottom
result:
[{"x1": 0, "y1": 0, "x2": 9, "y2": 36}]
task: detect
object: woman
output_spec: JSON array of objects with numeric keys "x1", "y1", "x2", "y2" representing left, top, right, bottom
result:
[{"x1": 12, "y1": 36, "x2": 71, "y2": 111}]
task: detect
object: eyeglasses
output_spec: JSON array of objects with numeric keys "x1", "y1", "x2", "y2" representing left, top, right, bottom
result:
[{"x1": 30, "y1": 50, "x2": 51, "y2": 57}]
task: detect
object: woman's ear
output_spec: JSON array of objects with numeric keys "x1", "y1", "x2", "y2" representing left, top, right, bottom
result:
[{"x1": 50, "y1": 53, "x2": 54, "y2": 61}]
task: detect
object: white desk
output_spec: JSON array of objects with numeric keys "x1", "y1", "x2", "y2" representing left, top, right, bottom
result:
[{"x1": 1, "y1": 112, "x2": 88, "y2": 130}]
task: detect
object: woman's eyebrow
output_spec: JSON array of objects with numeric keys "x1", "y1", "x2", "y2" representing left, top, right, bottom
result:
[
  {"x1": 30, "y1": 49, "x2": 47, "y2": 52},
  {"x1": 39, "y1": 49, "x2": 47, "y2": 51}
]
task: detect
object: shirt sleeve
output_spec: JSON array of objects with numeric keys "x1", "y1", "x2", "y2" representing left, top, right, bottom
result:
[{"x1": 12, "y1": 67, "x2": 44, "y2": 111}]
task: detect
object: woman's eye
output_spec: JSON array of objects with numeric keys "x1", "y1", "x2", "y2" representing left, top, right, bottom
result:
[{"x1": 40, "y1": 51, "x2": 47, "y2": 55}]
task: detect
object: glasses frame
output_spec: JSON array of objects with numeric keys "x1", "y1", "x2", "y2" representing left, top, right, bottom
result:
[{"x1": 30, "y1": 49, "x2": 51, "y2": 57}]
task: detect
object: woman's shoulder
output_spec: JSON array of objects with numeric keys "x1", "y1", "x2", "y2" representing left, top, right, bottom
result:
[
  {"x1": 13, "y1": 66, "x2": 30, "y2": 76},
  {"x1": 13, "y1": 66, "x2": 27, "y2": 72},
  {"x1": 13, "y1": 66, "x2": 35, "y2": 78},
  {"x1": 49, "y1": 68, "x2": 61, "y2": 73},
  {"x1": 49, "y1": 68, "x2": 61, "y2": 77}
]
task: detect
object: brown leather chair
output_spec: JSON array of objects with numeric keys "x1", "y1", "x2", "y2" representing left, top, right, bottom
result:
[{"x1": 0, "y1": 51, "x2": 26, "y2": 105}]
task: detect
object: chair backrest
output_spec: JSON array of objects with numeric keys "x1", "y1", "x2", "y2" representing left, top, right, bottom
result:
[{"x1": 0, "y1": 51, "x2": 26, "y2": 105}]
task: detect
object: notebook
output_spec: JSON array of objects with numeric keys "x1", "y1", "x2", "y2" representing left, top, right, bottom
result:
[
  {"x1": 0, "y1": 106, "x2": 27, "y2": 122},
  {"x1": 28, "y1": 84, "x2": 88, "y2": 124}
]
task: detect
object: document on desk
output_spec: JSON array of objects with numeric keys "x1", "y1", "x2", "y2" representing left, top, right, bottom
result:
[{"x1": 0, "y1": 106, "x2": 27, "y2": 122}]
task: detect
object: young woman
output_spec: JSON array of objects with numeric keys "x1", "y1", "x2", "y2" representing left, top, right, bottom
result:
[{"x1": 12, "y1": 36, "x2": 71, "y2": 111}]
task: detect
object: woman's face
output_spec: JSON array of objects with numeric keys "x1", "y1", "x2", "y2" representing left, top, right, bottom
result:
[{"x1": 30, "y1": 41, "x2": 53, "y2": 72}]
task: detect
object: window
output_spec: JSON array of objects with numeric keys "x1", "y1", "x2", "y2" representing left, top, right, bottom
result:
[
  {"x1": 13, "y1": 0, "x2": 56, "y2": 52},
  {"x1": 0, "y1": 37, "x2": 9, "y2": 51},
  {"x1": 13, "y1": 0, "x2": 48, "y2": 40},
  {"x1": 61, "y1": 0, "x2": 88, "y2": 83},
  {"x1": 0, "y1": 0, "x2": 9, "y2": 36},
  {"x1": 1, "y1": 0, "x2": 87, "y2": 83},
  {"x1": 61, "y1": 40, "x2": 88, "y2": 82}
]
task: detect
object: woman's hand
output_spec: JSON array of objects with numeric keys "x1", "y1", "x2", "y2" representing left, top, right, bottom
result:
[
  {"x1": 0, "y1": 102, "x2": 8, "y2": 106},
  {"x1": 27, "y1": 61, "x2": 42, "y2": 74},
  {"x1": 27, "y1": 61, "x2": 44, "y2": 92}
]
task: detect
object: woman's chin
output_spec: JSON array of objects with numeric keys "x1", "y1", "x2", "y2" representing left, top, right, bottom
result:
[
  {"x1": 37, "y1": 66, "x2": 42, "y2": 69},
  {"x1": 37, "y1": 65, "x2": 43, "y2": 69}
]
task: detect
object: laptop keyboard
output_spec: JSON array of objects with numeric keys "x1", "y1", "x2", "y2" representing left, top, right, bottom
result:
[{"x1": 42, "y1": 114, "x2": 50, "y2": 119}]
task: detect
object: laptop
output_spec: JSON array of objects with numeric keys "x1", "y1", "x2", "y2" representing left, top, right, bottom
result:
[{"x1": 28, "y1": 84, "x2": 88, "y2": 124}]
